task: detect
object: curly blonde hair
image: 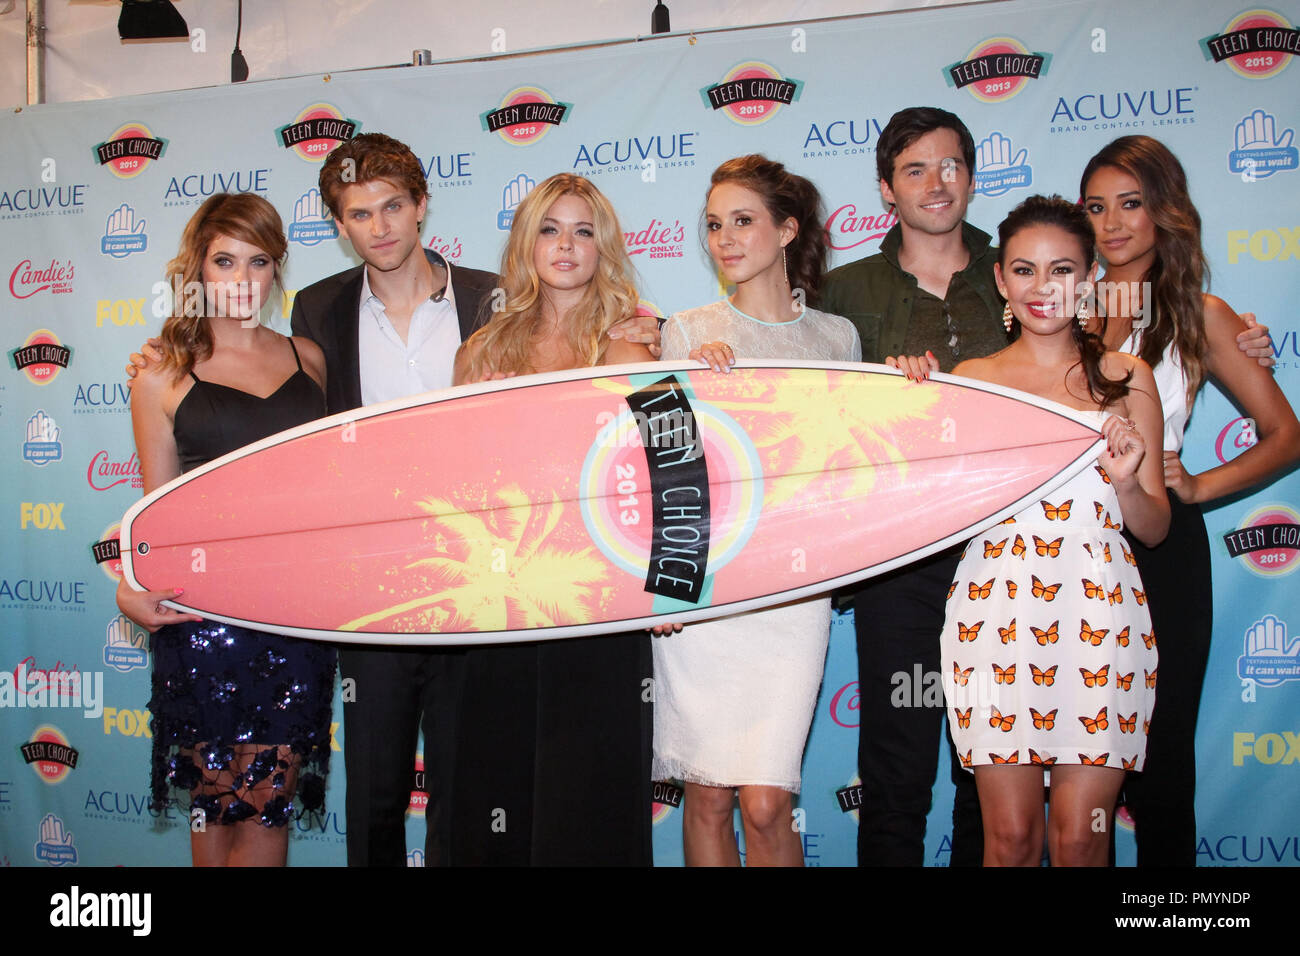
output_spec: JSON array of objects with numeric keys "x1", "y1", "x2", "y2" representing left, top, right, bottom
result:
[
  {"x1": 460, "y1": 174, "x2": 638, "y2": 380},
  {"x1": 157, "y1": 193, "x2": 286, "y2": 382}
]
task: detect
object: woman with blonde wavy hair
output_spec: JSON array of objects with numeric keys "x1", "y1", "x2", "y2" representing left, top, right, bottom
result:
[
  {"x1": 450, "y1": 173, "x2": 656, "y2": 865},
  {"x1": 116, "y1": 192, "x2": 336, "y2": 866},
  {"x1": 457, "y1": 172, "x2": 643, "y2": 380}
]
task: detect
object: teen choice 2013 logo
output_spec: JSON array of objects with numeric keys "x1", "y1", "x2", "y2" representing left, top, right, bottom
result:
[
  {"x1": 481, "y1": 86, "x2": 573, "y2": 147},
  {"x1": 580, "y1": 372, "x2": 762, "y2": 609},
  {"x1": 1223, "y1": 504, "x2": 1300, "y2": 576},
  {"x1": 21, "y1": 725, "x2": 79, "y2": 785},
  {"x1": 701, "y1": 62, "x2": 803, "y2": 126},
  {"x1": 92, "y1": 522, "x2": 124, "y2": 582},
  {"x1": 93, "y1": 122, "x2": 168, "y2": 179},
  {"x1": 11, "y1": 329, "x2": 71, "y2": 386},
  {"x1": 1201, "y1": 9, "x2": 1299, "y2": 79},
  {"x1": 945, "y1": 37, "x2": 1051, "y2": 103},
  {"x1": 276, "y1": 103, "x2": 361, "y2": 162}
]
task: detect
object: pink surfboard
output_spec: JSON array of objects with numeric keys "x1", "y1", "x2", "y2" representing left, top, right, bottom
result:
[{"x1": 120, "y1": 361, "x2": 1105, "y2": 645}]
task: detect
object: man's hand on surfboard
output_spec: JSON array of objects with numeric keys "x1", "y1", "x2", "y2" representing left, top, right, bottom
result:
[
  {"x1": 124, "y1": 337, "x2": 164, "y2": 387},
  {"x1": 115, "y1": 578, "x2": 203, "y2": 633},
  {"x1": 886, "y1": 351, "x2": 940, "y2": 383},
  {"x1": 690, "y1": 341, "x2": 736, "y2": 373},
  {"x1": 607, "y1": 314, "x2": 663, "y2": 358}
]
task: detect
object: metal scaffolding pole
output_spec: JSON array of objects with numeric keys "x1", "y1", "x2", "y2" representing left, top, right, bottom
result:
[{"x1": 26, "y1": 0, "x2": 45, "y2": 106}]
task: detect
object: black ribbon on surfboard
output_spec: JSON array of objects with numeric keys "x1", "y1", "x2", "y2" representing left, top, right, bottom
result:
[{"x1": 625, "y1": 375, "x2": 712, "y2": 604}]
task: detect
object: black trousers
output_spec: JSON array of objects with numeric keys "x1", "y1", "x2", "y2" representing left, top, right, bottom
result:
[
  {"x1": 450, "y1": 632, "x2": 654, "y2": 866},
  {"x1": 1123, "y1": 494, "x2": 1212, "y2": 866},
  {"x1": 338, "y1": 645, "x2": 465, "y2": 867},
  {"x1": 854, "y1": 547, "x2": 985, "y2": 866}
]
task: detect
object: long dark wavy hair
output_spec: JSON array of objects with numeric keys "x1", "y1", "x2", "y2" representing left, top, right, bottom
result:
[
  {"x1": 999, "y1": 194, "x2": 1131, "y2": 407},
  {"x1": 705, "y1": 155, "x2": 829, "y2": 304},
  {"x1": 1081, "y1": 135, "x2": 1208, "y2": 407}
]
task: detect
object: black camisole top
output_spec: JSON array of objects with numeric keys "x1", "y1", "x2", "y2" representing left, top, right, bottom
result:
[{"x1": 173, "y1": 338, "x2": 326, "y2": 473}]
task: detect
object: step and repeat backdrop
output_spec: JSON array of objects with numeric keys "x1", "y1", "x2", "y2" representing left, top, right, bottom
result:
[{"x1": 2, "y1": 0, "x2": 1296, "y2": 867}]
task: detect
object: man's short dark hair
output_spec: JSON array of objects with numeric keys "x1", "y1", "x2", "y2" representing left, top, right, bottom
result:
[{"x1": 875, "y1": 107, "x2": 976, "y2": 187}]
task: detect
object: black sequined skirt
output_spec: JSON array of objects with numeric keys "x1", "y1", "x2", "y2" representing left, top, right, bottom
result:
[{"x1": 149, "y1": 620, "x2": 336, "y2": 826}]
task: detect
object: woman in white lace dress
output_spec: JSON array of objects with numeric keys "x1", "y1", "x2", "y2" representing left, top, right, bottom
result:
[{"x1": 653, "y1": 155, "x2": 859, "y2": 866}]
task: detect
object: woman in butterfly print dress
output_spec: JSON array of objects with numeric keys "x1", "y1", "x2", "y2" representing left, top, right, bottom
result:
[
  {"x1": 893, "y1": 195, "x2": 1170, "y2": 866},
  {"x1": 1080, "y1": 136, "x2": 1300, "y2": 866}
]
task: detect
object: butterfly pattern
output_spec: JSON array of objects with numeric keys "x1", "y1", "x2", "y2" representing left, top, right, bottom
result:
[{"x1": 940, "y1": 463, "x2": 1156, "y2": 773}]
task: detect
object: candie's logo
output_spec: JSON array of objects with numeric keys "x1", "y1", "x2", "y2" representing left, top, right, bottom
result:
[
  {"x1": 9, "y1": 259, "x2": 74, "y2": 299},
  {"x1": 277, "y1": 103, "x2": 360, "y2": 162},
  {"x1": 701, "y1": 62, "x2": 802, "y2": 126},
  {"x1": 829, "y1": 680, "x2": 860, "y2": 728},
  {"x1": 1201, "y1": 9, "x2": 1298, "y2": 79},
  {"x1": 425, "y1": 234, "x2": 464, "y2": 264},
  {"x1": 481, "y1": 86, "x2": 572, "y2": 146},
  {"x1": 1223, "y1": 504, "x2": 1300, "y2": 576},
  {"x1": 87, "y1": 450, "x2": 143, "y2": 491},
  {"x1": 945, "y1": 37, "x2": 1051, "y2": 102},
  {"x1": 93, "y1": 123, "x2": 167, "y2": 179},
  {"x1": 624, "y1": 219, "x2": 686, "y2": 259},
  {"x1": 825, "y1": 203, "x2": 896, "y2": 252},
  {"x1": 22, "y1": 725, "x2": 78, "y2": 785},
  {"x1": 1216, "y1": 416, "x2": 1259, "y2": 464},
  {"x1": 10, "y1": 329, "x2": 71, "y2": 385}
]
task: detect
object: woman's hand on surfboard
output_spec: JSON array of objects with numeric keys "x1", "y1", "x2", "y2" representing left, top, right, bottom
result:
[
  {"x1": 607, "y1": 314, "x2": 663, "y2": 358},
  {"x1": 886, "y1": 351, "x2": 939, "y2": 383},
  {"x1": 649, "y1": 622, "x2": 684, "y2": 635},
  {"x1": 1098, "y1": 413, "x2": 1146, "y2": 485},
  {"x1": 1237, "y1": 312, "x2": 1275, "y2": 368},
  {"x1": 124, "y1": 337, "x2": 163, "y2": 386},
  {"x1": 690, "y1": 341, "x2": 736, "y2": 373},
  {"x1": 115, "y1": 578, "x2": 203, "y2": 633}
]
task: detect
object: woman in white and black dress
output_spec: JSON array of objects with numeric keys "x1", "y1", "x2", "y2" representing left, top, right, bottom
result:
[{"x1": 653, "y1": 155, "x2": 859, "y2": 866}]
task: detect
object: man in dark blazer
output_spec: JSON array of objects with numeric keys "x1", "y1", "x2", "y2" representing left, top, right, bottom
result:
[
  {"x1": 293, "y1": 133, "x2": 660, "y2": 866},
  {"x1": 290, "y1": 133, "x2": 497, "y2": 867}
]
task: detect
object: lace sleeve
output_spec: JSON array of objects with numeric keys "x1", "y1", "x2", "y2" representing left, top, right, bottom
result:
[{"x1": 659, "y1": 314, "x2": 694, "y2": 361}]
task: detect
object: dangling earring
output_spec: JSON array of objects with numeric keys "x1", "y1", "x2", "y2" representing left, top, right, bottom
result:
[
  {"x1": 1077, "y1": 298, "x2": 1090, "y2": 329},
  {"x1": 782, "y1": 246, "x2": 790, "y2": 287},
  {"x1": 1002, "y1": 302, "x2": 1014, "y2": 333}
]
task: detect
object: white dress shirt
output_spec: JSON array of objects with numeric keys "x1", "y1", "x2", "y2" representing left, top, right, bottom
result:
[{"x1": 358, "y1": 253, "x2": 463, "y2": 407}]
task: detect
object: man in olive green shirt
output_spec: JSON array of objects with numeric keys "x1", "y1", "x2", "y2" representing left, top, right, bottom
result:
[{"x1": 821, "y1": 106, "x2": 1002, "y2": 867}]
